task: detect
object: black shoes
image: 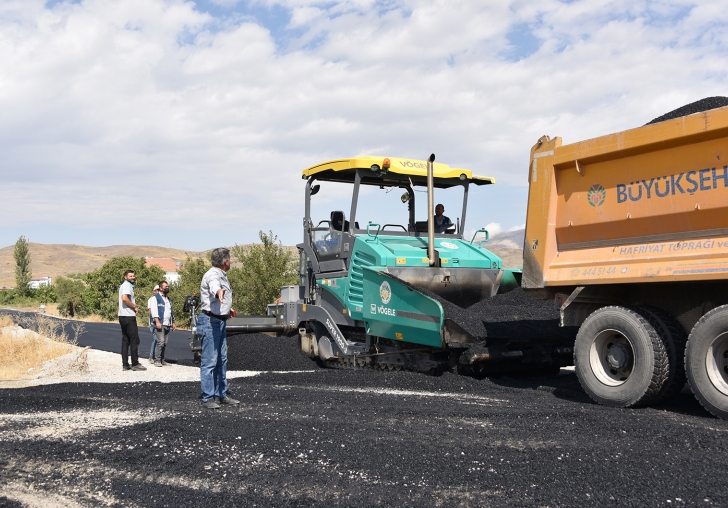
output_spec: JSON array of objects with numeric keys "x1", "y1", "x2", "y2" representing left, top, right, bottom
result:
[
  {"x1": 123, "y1": 365, "x2": 131, "y2": 371},
  {"x1": 130, "y1": 364, "x2": 147, "y2": 371},
  {"x1": 202, "y1": 396, "x2": 239, "y2": 408}
]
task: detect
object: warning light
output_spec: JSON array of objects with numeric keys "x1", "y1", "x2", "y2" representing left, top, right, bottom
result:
[{"x1": 382, "y1": 158, "x2": 391, "y2": 170}]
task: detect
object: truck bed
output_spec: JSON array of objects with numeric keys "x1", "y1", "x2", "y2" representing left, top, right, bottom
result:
[{"x1": 523, "y1": 104, "x2": 728, "y2": 291}]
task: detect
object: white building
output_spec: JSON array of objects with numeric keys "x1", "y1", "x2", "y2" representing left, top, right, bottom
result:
[
  {"x1": 29, "y1": 276, "x2": 52, "y2": 289},
  {"x1": 145, "y1": 258, "x2": 181, "y2": 284}
]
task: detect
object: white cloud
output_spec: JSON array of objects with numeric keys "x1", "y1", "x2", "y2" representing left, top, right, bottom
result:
[
  {"x1": 1, "y1": 0, "x2": 727, "y2": 248},
  {"x1": 484, "y1": 222, "x2": 503, "y2": 237}
]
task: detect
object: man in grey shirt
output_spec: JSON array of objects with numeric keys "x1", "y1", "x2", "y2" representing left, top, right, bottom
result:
[
  {"x1": 118, "y1": 270, "x2": 147, "y2": 371},
  {"x1": 198, "y1": 248, "x2": 239, "y2": 409}
]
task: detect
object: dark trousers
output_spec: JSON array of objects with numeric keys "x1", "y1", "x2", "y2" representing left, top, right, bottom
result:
[{"x1": 119, "y1": 316, "x2": 140, "y2": 367}]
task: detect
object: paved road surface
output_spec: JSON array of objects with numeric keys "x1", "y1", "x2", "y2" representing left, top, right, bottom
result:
[
  {"x1": 1, "y1": 366, "x2": 727, "y2": 506},
  {"x1": 2, "y1": 308, "x2": 728, "y2": 506},
  {"x1": 0, "y1": 309, "x2": 194, "y2": 364}
]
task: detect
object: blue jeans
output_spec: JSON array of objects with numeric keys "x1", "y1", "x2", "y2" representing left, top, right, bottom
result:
[{"x1": 198, "y1": 313, "x2": 228, "y2": 403}]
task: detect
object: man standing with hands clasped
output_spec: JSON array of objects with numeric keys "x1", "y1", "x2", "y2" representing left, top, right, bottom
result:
[
  {"x1": 147, "y1": 285, "x2": 160, "y2": 364},
  {"x1": 151, "y1": 280, "x2": 175, "y2": 367},
  {"x1": 118, "y1": 270, "x2": 147, "y2": 371},
  {"x1": 198, "y1": 248, "x2": 239, "y2": 409}
]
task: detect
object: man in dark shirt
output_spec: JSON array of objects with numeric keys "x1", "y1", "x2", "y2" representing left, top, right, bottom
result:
[{"x1": 434, "y1": 204, "x2": 453, "y2": 233}]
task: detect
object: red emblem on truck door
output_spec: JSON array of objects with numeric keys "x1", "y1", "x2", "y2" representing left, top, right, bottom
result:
[{"x1": 587, "y1": 184, "x2": 606, "y2": 207}]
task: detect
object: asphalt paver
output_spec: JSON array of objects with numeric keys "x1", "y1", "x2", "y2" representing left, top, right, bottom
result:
[{"x1": 1, "y1": 366, "x2": 726, "y2": 507}]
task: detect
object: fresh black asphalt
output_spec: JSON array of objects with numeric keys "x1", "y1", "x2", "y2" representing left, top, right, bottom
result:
[
  {"x1": 2, "y1": 301, "x2": 727, "y2": 506},
  {"x1": 1, "y1": 365, "x2": 726, "y2": 507}
]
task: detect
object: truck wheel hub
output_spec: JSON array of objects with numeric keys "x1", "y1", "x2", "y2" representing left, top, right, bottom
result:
[{"x1": 607, "y1": 344, "x2": 630, "y2": 370}]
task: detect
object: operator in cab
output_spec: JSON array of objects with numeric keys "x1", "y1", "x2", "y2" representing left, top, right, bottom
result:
[{"x1": 434, "y1": 204, "x2": 453, "y2": 233}]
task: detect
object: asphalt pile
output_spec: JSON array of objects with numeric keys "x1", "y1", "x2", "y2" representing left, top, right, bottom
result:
[
  {"x1": 470, "y1": 287, "x2": 577, "y2": 341},
  {"x1": 646, "y1": 96, "x2": 728, "y2": 125},
  {"x1": 226, "y1": 333, "x2": 316, "y2": 371},
  {"x1": 418, "y1": 285, "x2": 575, "y2": 342}
]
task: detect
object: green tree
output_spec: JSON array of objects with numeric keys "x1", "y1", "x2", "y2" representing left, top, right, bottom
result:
[
  {"x1": 83, "y1": 257, "x2": 165, "y2": 322},
  {"x1": 169, "y1": 256, "x2": 209, "y2": 328},
  {"x1": 55, "y1": 277, "x2": 87, "y2": 317},
  {"x1": 33, "y1": 283, "x2": 57, "y2": 304},
  {"x1": 13, "y1": 236, "x2": 32, "y2": 296},
  {"x1": 229, "y1": 230, "x2": 298, "y2": 315}
]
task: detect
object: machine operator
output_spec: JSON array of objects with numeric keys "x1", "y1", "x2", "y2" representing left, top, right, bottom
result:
[{"x1": 434, "y1": 204, "x2": 453, "y2": 233}]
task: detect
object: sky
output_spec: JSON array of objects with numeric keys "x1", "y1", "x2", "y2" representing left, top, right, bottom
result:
[{"x1": 1, "y1": 0, "x2": 727, "y2": 250}]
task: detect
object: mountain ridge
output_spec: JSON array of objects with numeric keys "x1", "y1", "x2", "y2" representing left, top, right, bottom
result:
[{"x1": 0, "y1": 243, "x2": 206, "y2": 288}]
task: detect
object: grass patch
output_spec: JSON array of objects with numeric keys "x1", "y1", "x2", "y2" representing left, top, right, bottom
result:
[{"x1": 0, "y1": 314, "x2": 80, "y2": 380}]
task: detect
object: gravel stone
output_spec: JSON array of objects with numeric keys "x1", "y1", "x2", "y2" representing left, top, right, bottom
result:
[{"x1": 646, "y1": 96, "x2": 728, "y2": 125}]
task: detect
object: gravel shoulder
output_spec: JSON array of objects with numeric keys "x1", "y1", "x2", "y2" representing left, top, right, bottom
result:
[{"x1": 0, "y1": 337, "x2": 315, "y2": 389}]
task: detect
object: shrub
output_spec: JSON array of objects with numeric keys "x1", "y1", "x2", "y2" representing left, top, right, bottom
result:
[
  {"x1": 83, "y1": 257, "x2": 165, "y2": 323},
  {"x1": 228, "y1": 230, "x2": 298, "y2": 315},
  {"x1": 55, "y1": 276, "x2": 88, "y2": 317}
]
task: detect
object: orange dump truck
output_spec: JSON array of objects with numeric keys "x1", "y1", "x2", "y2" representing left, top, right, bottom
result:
[{"x1": 523, "y1": 104, "x2": 728, "y2": 418}]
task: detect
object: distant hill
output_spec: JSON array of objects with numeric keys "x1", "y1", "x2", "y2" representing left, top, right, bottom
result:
[
  {"x1": 0, "y1": 243, "x2": 205, "y2": 288},
  {"x1": 485, "y1": 229, "x2": 524, "y2": 268},
  {"x1": 488, "y1": 229, "x2": 525, "y2": 250},
  {"x1": 0, "y1": 233, "x2": 526, "y2": 288}
]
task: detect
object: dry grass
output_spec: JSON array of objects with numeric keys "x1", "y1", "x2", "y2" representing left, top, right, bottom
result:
[{"x1": 0, "y1": 314, "x2": 77, "y2": 380}]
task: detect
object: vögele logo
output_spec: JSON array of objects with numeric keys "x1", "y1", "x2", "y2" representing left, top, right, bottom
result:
[{"x1": 587, "y1": 184, "x2": 606, "y2": 207}]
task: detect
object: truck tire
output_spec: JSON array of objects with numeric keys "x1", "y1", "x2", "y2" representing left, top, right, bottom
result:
[
  {"x1": 685, "y1": 305, "x2": 728, "y2": 419},
  {"x1": 637, "y1": 306, "x2": 687, "y2": 403},
  {"x1": 574, "y1": 306, "x2": 670, "y2": 408}
]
